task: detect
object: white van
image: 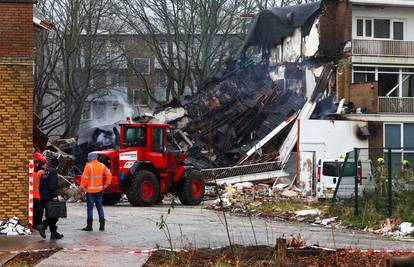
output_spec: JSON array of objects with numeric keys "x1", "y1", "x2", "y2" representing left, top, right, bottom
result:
[{"x1": 316, "y1": 158, "x2": 374, "y2": 199}]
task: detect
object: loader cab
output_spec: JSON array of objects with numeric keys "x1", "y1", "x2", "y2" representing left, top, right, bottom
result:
[{"x1": 119, "y1": 122, "x2": 171, "y2": 169}]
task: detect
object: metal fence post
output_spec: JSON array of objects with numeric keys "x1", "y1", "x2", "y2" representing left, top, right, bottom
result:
[
  {"x1": 354, "y1": 148, "x2": 359, "y2": 216},
  {"x1": 387, "y1": 148, "x2": 393, "y2": 217},
  {"x1": 332, "y1": 152, "x2": 349, "y2": 207}
]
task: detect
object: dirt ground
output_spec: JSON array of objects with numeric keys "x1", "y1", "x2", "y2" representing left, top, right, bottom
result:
[
  {"x1": 144, "y1": 245, "x2": 413, "y2": 267},
  {"x1": 3, "y1": 248, "x2": 61, "y2": 267}
]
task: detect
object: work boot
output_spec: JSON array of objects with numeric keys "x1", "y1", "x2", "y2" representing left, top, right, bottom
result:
[
  {"x1": 36, "y1": 224, "x2": 46, "y2": 239},
  {"x1": 82, "y1": 219, "x2": 93, "y2": 231},
  {"x1": 99, "y1": 218, "x2": 105, "y2": 231},
  {"x1": 50, "y1": 232, "x2": 64, "y2": 240}
]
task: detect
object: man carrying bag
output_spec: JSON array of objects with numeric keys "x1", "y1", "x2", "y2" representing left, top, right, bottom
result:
[{"x1": 37, "y1": 157, "x2": 65, "y2": 240}]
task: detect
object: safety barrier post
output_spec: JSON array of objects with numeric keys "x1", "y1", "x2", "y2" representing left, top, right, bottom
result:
[
  {"x1": 387, "y1": 148, "x2": 393, "y2": 217},
  {"x1": 354, "y1": 148, "x2": 359, "y2": 216},
  {"x1": 28, "y1": 160, "x2": 34, "y2": 229}
]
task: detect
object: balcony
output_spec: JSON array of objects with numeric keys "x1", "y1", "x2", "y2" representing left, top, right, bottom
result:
[
  {"x1": 353, "y1": 39, "x2": 414, "y2": 57},
  {"x1": 378, "y1": 97, "x2": 414, "y2": 114}
]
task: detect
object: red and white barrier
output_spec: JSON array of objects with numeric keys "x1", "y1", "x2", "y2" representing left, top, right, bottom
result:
[{"x1": 28, "y1": 160, "x2": 34, "y2": 229}]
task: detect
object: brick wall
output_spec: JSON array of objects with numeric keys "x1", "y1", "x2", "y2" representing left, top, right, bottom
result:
[
  {"x1": 319, "y1": 0, "x2": 352, "y2": 57},
  {"x1": 0, "y1": 0, "x2": 34, "y2": 225},
  {"x1": 349, "y1": 82, "x2": 378, "y2": 113},
  {"x1": 124, "y1": 35, "x2": 166, "y2": 110}
]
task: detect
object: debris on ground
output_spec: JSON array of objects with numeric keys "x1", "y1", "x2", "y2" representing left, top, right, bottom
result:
[
  {"x1": 286, "y1": 234, "x2": 306, "y2": 248},
  {"x1": 399, "y1": 222, "x2": 413, "y2": 235},
  {"x1": 0, "y1": 217, "x2": 31, "y2": 236},
  {"x1": 144, "y1": 245, "x2": 413, "y2": 267},
  {"x1": 295, "y1": 209, "x2": 320, "y2": 217}
]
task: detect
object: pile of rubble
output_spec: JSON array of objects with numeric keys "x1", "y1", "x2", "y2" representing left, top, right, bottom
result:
[
  {"x1": 206, "y1": 180, "x2": 347, "y2": 228},
  {"x1": 368, "y1": 219, "x2": 414, "y2": 239},
  {"x1": 0, "y1": 217, "x2": 31, "y2": 236}
]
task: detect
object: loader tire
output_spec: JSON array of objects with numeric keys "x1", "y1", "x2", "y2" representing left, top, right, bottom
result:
[
  {"x1": 126, "y1": 170, "x2": 159, "y2": 206},
  {"x1": 102, "y1": 193, "x2": 122, "y2": 206},
  {"x1": 178, "y1": 170, "x2": 205, "y2": 205}
]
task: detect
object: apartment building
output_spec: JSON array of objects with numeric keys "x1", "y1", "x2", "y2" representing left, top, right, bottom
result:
[{"x1": 342, "y1": 0, "x2": 414, "y2": 166}]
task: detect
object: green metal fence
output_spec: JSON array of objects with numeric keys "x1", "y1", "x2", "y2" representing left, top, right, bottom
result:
[{"x1": 331, "y1": 147, "x2": 414, "y2": 218}]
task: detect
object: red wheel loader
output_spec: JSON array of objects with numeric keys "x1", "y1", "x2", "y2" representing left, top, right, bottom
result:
[{"x1": 75, "y1": 120, "x2": 205, "y2": 206}]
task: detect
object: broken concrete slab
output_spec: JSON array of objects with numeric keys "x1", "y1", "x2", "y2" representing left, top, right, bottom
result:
[
  {"x1": 295, "y1": 209, "x2": 320, "y2": 217},
  {"x1": 281, "y1": 190, "x2": 299, "y2": 198},
  {"x1": 400, "y1": 222, "x2": 414, "y2": 235}
]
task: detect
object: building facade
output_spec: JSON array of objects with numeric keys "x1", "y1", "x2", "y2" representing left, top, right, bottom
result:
[
  {"x1": 0, "y1": 0, "x2": 35, "y2": 224},
  {"x1": 78, "y1": 35, "x2": 168, "y2": 133},
  {"x1": 342, "y1": 0, "x2": 414, "y2": 167}
]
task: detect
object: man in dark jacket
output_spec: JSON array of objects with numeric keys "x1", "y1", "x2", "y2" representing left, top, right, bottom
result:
[{"x1": 37, "y1": 157, "x2": 64, "y2": 240}]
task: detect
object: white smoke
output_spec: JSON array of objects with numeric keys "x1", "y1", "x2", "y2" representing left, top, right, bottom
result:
[{"x1": 80, "y1": 89, "x2": 137, "y2": 132}]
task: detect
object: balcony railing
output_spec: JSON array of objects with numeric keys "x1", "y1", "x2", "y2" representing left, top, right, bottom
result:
[
  {"x1": 353, "y1": 39, "x2": 414, "y2": 57},
  {"x1": 378, "y1": 97, "x2": 414, "y2": 114}
]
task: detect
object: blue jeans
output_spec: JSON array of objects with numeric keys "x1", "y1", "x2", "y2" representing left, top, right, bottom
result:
[{"x1": 86, "y1": 192, "x2": 104, "y2": 220}]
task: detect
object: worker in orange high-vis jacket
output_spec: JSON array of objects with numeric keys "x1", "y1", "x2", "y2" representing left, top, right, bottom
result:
[
  {"x1": 33, "y1": 153, "x2": 47, "y2": 228},
  {"x1": 80, "y1": 152, "x2": 112, "y2": 231}
]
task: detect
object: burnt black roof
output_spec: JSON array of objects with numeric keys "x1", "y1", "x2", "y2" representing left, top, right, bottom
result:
[{"x1": 238, "y1": 1, "x2": 323, "y2": 58}]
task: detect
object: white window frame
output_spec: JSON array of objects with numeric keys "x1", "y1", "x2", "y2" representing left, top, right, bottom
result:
[
  {"x1": 133, "y1": 89, "x2": 150, "y2": 106},
  {"x1": 354, "y1": 17, "x2": 406, "y2": 41},
  {"x1": 133, "y1": 58, "x2": 151, "y2": 75}
]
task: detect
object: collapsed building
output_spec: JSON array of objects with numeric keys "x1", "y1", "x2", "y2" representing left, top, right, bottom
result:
[
  {"x1": 48, "y1": 0, "x2": 414, "y2": 197},
  {"x1": 160, "y1": 1, "x2": 343, "y2": 169}
]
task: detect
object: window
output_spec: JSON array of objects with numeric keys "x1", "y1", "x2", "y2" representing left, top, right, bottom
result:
[
  {"x1": 133, "y1": 89, "x2": 149, "y2": 106},
  {"x1": 385, "y1": 124, "x2": 401, "y2": 148},
  {"x1": 374, "y1": 19, "x2": 390, "y2": 39},
  {"x1": 352, "y1": 67, "x2": 414, "y2": 97},
  {"x1": 111, "y1": 72, "x2": 126, "y2": 87},
  {"x1": 404, "y1": 124, "x2": 414, "y2": 148},
  {"x1": 357, "y1": 19, "x2": 363, "y2": 36},
  {"x1": 124, "y1": 127, "x2": 145, "y2": 147},
  {"x1": 158, "y1": 72, "x2": 167, "y2": 88},
  {"x1": 92, "y1": 72, "x2": 108, "y2": 89},
  {"x1": 365, "y1": 19, "x2": 372, "y2": 37},
  {"x1": 384, "y1": 123, "x2": 414, "y2": 169},
  {"x1": 81, "y1": 102, "x2": 92, "y2": 121},
  {"x1": 353, "y1": 72, "x2": 375, "y2": 83},
  {"x1": 93, "y1": 102, "x2": 106, "y2": 120},
  {"x1": 152, "y1": 127, "x2": 164, "y2": 152},
  {"x1": 154, "y1": 87, "x2": 167, "y2": 102},
  {"x1": 322, "y1": 162, "x2": 355, "y2": 177},
  {"x1": 352, "y1": 66, "x2": 375, "y2": 83},
  {"x1": 393, "y1": 21, "x2": 404, "y2": 40},
  {"x1": 109, "y1": 43, "x2": 127, "y2": 69},
  {"x1": 133, "y1": 58, "x2": 150, "y2": 75},
  {"x1": 355, "y1": 18, "x2": 404, "y2": 40}
]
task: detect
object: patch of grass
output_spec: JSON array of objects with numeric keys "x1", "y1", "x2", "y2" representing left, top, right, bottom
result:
[
  {"x1": 251, "y1": 200, "x2": 330, "y2": 218},
  {"x1": 328, "y1": 191, "x2": 414, "y2": 229}
]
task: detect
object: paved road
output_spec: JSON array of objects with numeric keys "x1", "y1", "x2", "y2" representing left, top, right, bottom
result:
[
  {"x1": 2, "y1": 201, "x2": 414, "y2": 266},
  {"x1": 33, "y1": 202, "x2": 414, "y2": 250}
]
